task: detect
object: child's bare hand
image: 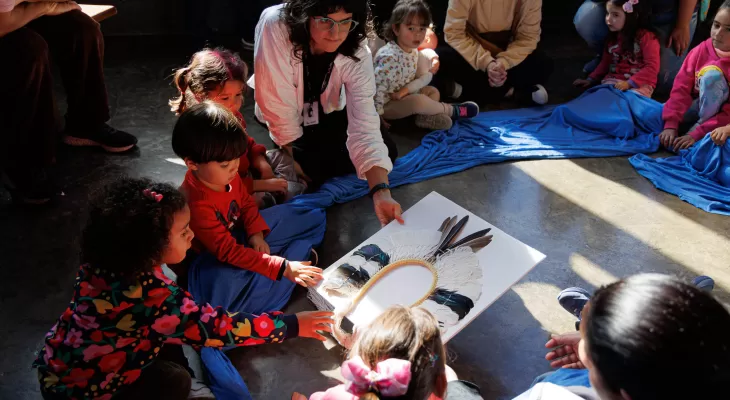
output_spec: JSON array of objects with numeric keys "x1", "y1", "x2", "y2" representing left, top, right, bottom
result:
[
  {"x1": 284, "y1": 261, "x2": 323, "y2": 287},
  {"x1": 545, "y1": 332, "x2": 585, "y2": 369},
  {"x1": 264, "y1": 178, "x2": 288, "y2": 193},
  {"x1": 614, "y1": 80, "x2": 631, "y2": 91},
  {"x1": 296, "y1": 311, "x2": 334, "y2": 341},
  {"x1": 257, "y1": 160, "x2": 275, "y2": 179},
  {"x1": 573, "y1": 78, "x2": 591, "y2": 88},
  {"x1": 711, "y1": 126, "x2": 730, "y2": 146},
  {"x1": 672, "y1": 135, "x2": 696, "y2": 150},
  {"x1": 430, "y1": 57, "x2": 440, "y2": 74},
  {"x1": 390, "y1": 87, "x2": 409, "y2": 101},
  {"x1": 291, "y1": 393, "x2": 308, "y2": 400},
  {"x1": 45, "y1": 1, "x2": 81, "y2": 16},
  {"x1": 659, "y1": 128, "x2": 678, "y2": 149},
  {"x1": 248, "y1": 232, "x2": 270, "y2": 254}
]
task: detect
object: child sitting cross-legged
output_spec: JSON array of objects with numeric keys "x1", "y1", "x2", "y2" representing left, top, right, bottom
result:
[
  {"x1": 32, "y1": 177, "x2": 333, "y2": 400},
  {"x1": 174, "y1": 102, "x2": 324, "y2": 312}
]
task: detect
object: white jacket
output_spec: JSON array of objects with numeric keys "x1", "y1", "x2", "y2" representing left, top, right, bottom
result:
[{"x1": 249, "y1": 4, "x2": 393, "y2": 179}]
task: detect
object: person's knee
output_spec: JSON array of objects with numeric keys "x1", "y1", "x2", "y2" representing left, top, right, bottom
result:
[
  {"x1": 67, "y1": 10, "x2": 104, "y2": 45},
  {"x1": 19, "y1": 30, "x2": 50, "y2": 67},
  {"x1": 410, "y1": 94, "x2": 433, "y2": 109},
  {"x1": 573, "y1": 1, "x2": 608, "y2": 50}
]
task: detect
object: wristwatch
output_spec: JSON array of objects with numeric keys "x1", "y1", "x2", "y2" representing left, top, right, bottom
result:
[{"x1": 368, "y1": 183, "x2": 391, "y2": 198}]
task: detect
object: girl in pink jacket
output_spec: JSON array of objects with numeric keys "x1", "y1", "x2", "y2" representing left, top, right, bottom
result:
[{"x1": 659, "y1": 1, "x2": 730, "y2": 150}]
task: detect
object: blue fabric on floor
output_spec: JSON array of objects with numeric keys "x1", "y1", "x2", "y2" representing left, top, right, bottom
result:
[
  {"x1": 188, "y1": 203, "x2": 326, "y2": 400},
  {"x1": 290, "y1": 86, "x2": 662, "y2": 210},
  {"x1": 630, "y1": 135, "x2": 730, "y2": 215},
  {"x1": 187, "y1": 86, "x2": 663, "y2": 399}
]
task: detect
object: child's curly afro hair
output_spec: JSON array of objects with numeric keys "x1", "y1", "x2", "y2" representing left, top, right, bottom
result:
[{"x1": 81, "y1": 177, "x2": 187, "y2": 276}]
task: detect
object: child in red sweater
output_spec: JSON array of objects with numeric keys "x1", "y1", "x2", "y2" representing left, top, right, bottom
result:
[
  {"x1": 32, "y1": 177, "x2": 332, "y2": 400},
  {"x1": 170, "y1": 48, "x2": 306, "y2": 206},
  {"x1": 173, "y1": 102, "x2": 323, "y2": 295},
  {"x1": 659, "y1": 2, "x2": 730, "y2": 151},
  {"x1": 573, "y1": 0, "x2": 660, "y2": 98}
]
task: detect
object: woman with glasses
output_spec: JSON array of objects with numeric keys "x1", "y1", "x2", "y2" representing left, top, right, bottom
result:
[{"x1": 250, "y1": 0, "x2": 404, "y2": 227}]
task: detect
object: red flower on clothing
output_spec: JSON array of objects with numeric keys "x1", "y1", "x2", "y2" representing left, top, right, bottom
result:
[
  {"x1": 100, "y1": 372, "x2": 115, "y2": 389},
  {"x1": 214, "y1": 314, "x2": 234, "y2": 336},
  {"x1": 153, "y1": 266, "x2": 174, "y2": 285},
  {"x1": 49, "y1": 327, "x2": 66, "y2": 347},
  {"x1": 73, "y1": 314, "x2": 100, "y2": 330},
  {"x1": 144, "y1": 287, "x2": 172, "y2": 308},
  {"x1": 243, "y1": 338, "x2": 266, "y2": 346},
  {"x1": 165, "y1": 337, "x2": 184, "y2": 345},
  {"x1": 61, "y1": 368, "x2": 95, "y2": 388},
  {"x1": 79, "y1": 276, "x2": 110, "y2": 297},
  {"x1": 61, "y1": 308, "x2": 73, "y2": 322},
  {"x1": 151, "y1": 314, "x2": 180, "y2": 335},
  {"x1": 133, "y1": 339, "x2": 151, "y2": 353},
  {"x1": 64, "y1": 328, "x2": 84, "y2": 348},
  {"x1": 180, "y1": 297, "x2": 199, "y2": 315},
  {"x1": 123, "y1": 369, "x2": 142, "y2": 384},
  {"x1": 99, "y1": 351, "x2": 127, "y2": 373},
  {"x1": 200, "y1": 304, "x2": 217, "y2": 323},
  {"x1": 48, "y1": 358, "x2": 68, "y2": 374},
  {"x1": 253, "y1": 315, "x2": 275, "y2": 337},
  {"x1": 82, "y1": 344, "x2": 114, "y2": 362},
  {"x1": 90, "y1": 330, "x2": 104, "y2": 342},
  {"x1": 109, "y1": 301, "x2": 134, "y2": 318},
  {"x1": 115, "y1": 337, "x2": 137, "y2": 349},
  {"x1": 184, "y1": 322, "x2": 202, "y2": 341}
]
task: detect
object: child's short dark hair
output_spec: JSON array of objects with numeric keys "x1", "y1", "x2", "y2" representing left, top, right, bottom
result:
[
  {"x1": 169, "y1": 48, "x2": 248, "y2": 115},
  {"x1": 171, "y1": 101, "x2": 248, "y2": 164},
  {"x1": 82, "y1": 177, "x2": 187, "y2": 276},
  {"x1": 382, "y1": 0, "x2": 432, "y2": 43}
]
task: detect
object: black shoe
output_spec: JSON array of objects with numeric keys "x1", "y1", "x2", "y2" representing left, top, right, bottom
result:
[
  {"x1": 64, "y1": 123, "x2": 138, "y2": 153},
  {"x1": 1, "y1": 167, "x2": 62, "y2": 206}
]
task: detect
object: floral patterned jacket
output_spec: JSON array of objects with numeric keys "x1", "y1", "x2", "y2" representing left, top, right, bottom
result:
[{"x1": 32, "y1": 264, "x2": 299, "y2": 399}]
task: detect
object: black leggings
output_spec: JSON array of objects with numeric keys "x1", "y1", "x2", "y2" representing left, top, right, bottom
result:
[{"x1": 292, "y1": 108, "x2": 398, "y2": 189}]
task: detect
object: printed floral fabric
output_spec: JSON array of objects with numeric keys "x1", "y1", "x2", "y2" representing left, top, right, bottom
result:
[
  {"x1": 33, "y1": 264, "x2": 294, "y2": 399},
  {"x1": 374, "y1": 42, "x2": 419, "y2": 115}
]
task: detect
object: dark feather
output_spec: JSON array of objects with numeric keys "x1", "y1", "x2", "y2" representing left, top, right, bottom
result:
[
  {"x1": 445, "y1": 228, "x2": 492, "y2": 251},
  {"x1": 436, "y1": 216, "x2": 469, "y2": 253},
  {"x1": 438, "y1": 216, "x2": 455, "y2": 233},
  {"x1": 428, "y1": 288, "x2": 475, "y2": 320},
  {"x1": 463, "y1": 235, "x2": 493, "y2": 253},
  {"x1": 321, "y1": 263, "x2": 371, "y2": 297},
  {"x1": 353, "y1": 244, "x2": 390, "y2": 267}
]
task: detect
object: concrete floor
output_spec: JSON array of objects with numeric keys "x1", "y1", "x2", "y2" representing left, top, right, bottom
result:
[{"x1": 2, "y1": 30, "x2": 729, "y2": 400}]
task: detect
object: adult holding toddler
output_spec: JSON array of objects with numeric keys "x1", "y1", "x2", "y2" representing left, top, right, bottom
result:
[
  {"x1": 251, "y1": 0, "x2": 404, "y2": 227},
  {"x1": 433, "y1": 0, "x2": 553, "y2": 106}
]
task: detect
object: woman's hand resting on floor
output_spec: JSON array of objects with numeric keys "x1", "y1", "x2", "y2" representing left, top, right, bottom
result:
[
  {"x1": 711, "y1": 126, "x2": 730, "y2": 146},
  {"x1": 296, "y1": 311, "x2": 334, "y2": 341},
  {"x1": 659, "y1": 128, "x2": 678, "y2": 149},
  {"x1": 249, "y1": 232, "x2": 270, "y2": 254},
  {"x1": 284, "y1": 261, "x2": 324, "y2": 287},
  {"x1": 545, "y1": 332, "x2": 585, "y2": 369}
]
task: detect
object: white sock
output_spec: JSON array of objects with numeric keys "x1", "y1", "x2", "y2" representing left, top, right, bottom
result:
[
  {"x1": 532, "y1": 84, "x2": 548, "y2": 105},
  {"x1": 453, "y1": 82, "x2": 463, "y2": 99}
]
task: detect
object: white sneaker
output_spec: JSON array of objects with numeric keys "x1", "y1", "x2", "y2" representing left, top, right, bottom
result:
[
  {"x1": 532, "y1": 84, "x2": 548, "y2": 105},
  {"x1": 188, "y1": 377, "x2": 215, "y2": 399}
]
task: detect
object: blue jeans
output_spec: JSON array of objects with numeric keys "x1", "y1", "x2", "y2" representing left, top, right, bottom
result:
[{"x1": 573, "y1": 1, "x2": 698, "y2": 92}]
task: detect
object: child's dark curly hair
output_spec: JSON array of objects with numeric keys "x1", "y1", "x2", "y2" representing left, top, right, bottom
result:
[{"x1": 82, "y1": 177, "x2": 187, "y2": 276}]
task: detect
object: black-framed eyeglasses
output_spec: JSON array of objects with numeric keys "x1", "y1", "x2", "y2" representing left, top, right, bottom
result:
[{"x1": 312, "y1": 17, "x2": 359, "y2": 33}]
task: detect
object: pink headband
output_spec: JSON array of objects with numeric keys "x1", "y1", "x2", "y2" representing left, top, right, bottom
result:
[
  {"x1": 142, "y1": 189, "x2": 163, "y2": 203},
  {"x1": 623, "y1": 0, "x2": 639, "y2": 13},
  {"x1": 341, "y1": 357, "x2": 412, "y2": 397}
]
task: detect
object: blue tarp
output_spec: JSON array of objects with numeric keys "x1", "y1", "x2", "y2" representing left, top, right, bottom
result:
[
  {"x1": 630, "y1": 135, "x2": 730, "y2": 215},
  {"x1": 187, "y1": 86, "x2": 666, "y2": 399}
]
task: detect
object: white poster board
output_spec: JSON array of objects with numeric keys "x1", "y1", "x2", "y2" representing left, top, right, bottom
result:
[{"x1": 312, "y1": 191, "x2": 546, "y2": 343}]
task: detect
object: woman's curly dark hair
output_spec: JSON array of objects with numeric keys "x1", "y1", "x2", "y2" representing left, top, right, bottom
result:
[
  {"x1": 81, "y1": 177, "x2": 187, "y2": 277},
  {"x1": 281, "y1": 0, "x2": 374, "y2": 61}
]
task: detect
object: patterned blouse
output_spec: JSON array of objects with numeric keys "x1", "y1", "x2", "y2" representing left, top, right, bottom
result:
[
  {"x1": 373, "y1": 42, "x2": 434, "y2": 115},
  {"x1": 32, "y1": 264, "x2": 298, "y2": 399}
]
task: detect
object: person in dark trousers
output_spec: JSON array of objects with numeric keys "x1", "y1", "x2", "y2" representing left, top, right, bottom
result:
[
  {"x1": 433, "y1": 0, "x2": 553, "y2": 107},
  {"x1": 0, "y1": 1, "x2": 137, "y2": 205}
]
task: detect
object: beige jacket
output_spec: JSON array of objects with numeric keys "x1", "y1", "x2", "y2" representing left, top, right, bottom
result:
[{"x1": 444, "y1": 0, "x2": 542, "y2": 71}]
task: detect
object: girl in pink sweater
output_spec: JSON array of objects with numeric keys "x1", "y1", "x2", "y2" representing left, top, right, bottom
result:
[
  {"x1": 573, "y1": 0, "x2": 660, "y2": 98},
  {"x1": 659, "y1": 1, "x2": 730, "y2": 151}
]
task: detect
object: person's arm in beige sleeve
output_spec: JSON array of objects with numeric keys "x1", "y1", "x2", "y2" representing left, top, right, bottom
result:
[
  {"x1": 496, "y1": 0, "x2": 542, "y2": 70},
  {"x1": 443, "y1": 0, "x2": 494, "y2": 72}
]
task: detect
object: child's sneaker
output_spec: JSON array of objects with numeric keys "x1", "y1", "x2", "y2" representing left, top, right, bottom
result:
[
  {"x1": 415, "y1": 114, "x2": 453, "y2": 130},
  {"x1": 514, "y1": 85, "x2": 549, "y2": 106},
  {"x1": 692, "y1": 275, "x2": 715, "y2": 292},
  {"x1": 451, "y1": 102, "x2": 479, "y2": 119},
  {"x1": 63, "y1": 123, "x2": 138, "y2": 153},
  {"x1": 557, "y1": 287, "x2": 591, "y2": 320}
]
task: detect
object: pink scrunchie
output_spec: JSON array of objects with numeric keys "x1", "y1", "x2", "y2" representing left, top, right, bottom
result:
[{"x1": 341, "y1": 356, "x2": 412, "y2": 397}]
